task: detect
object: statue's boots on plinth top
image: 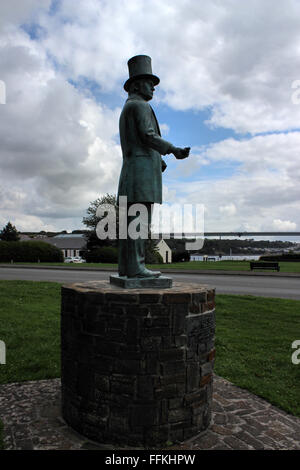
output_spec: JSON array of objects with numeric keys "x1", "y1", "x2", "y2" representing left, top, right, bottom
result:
[{"x1": 130, "y1": 268, "x2": 161, "y2": 278}]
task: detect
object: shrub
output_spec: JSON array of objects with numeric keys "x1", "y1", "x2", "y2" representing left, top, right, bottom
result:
[
  {"x1": 85, "y1": 246, "x2": 118, "y2": 263},
  {"x1": 145, "y1": 249, "x2": 163, "y2": 264},
  {"x1": 0, "y1": 241, "x2": 64, "y2": 262}
]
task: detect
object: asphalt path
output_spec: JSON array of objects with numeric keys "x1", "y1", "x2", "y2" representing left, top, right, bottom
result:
[{"x1": 0, "y1": 267, "x2": 299, "y2": 300}]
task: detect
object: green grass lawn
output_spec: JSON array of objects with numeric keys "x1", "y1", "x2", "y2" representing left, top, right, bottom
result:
[
  {"x1": 214, "y1": 295, "x2": 300, "y2": 417},
  {"x1": 152, "y1": 260, "x2": 300, "y2": 273},
  {"x1": 0, "y1": 281, "x2": 299, "y2": 432},
  {"x1": 2, "y1": 260, "x2": 300, "y2": 272},
  {"x1": 0, "y1": 281, "x2": 61, "y2": 384}
]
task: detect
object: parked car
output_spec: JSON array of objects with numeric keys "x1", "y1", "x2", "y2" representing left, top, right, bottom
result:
[
  {"x1": 73, "y1": 256, "x2": 86, "y2": 263},
  {"x1": 64, "y1": 256, "x2": 86, "y2": 263}
]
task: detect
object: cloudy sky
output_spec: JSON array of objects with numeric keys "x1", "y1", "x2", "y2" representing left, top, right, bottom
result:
[{"x1": 1, "y1": 0, "x2": 300, "y2": 239}]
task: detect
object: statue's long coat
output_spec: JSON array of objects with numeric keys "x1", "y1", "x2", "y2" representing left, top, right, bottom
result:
[{"x1": 118, "y1": 94, "x2": 172, "y2": 203}]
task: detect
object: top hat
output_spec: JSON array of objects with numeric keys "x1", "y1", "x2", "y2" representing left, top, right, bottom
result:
[{"x1": 124, "y1": 55, "x2": 160, "y2": 92}]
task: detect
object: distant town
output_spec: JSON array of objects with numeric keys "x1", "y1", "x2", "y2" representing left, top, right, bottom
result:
[{"x1": 14, "y1": 230, "x2": 300, "y2": 262}]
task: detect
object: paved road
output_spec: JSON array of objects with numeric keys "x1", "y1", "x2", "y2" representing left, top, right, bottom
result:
[{"x1": 0, "y1": 267, "x2": 299, "y2": 299}]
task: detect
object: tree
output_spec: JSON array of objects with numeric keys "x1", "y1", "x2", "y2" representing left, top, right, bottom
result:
[
  {"x1": 82, "y1": 195, "x2": 162, "y2": 263},
  {"x1": 82, "y1": 194, "x2": 118, "y2": 249},
  {"x1": 145, "y1": 238, "x2": 163, "y2": 264},
  {"x1": 0, "y1": 221, "x2": 20, "y2": 242}
]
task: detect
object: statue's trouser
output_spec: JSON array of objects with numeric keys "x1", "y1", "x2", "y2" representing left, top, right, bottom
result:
[{"x1": 118, "y1": 202, "x2": 152, "y2": 277}]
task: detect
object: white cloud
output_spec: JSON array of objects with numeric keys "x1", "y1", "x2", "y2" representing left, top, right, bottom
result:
[
  {"x1": 0, "y1": 0, "x2": 51, "y2": 31},
  {"x1": 35, "y1": 0, "x2": 300, "y2": 134},
  {"x1": 0, "y1": 26, "x2": 122, "y2": 232},
  {"x1": 219, "y1": 204, "x2": 237, "y2": 216},
  {"x1": 272, "y1": 219, "x2": 297, "y2": 231},
  {"x1": 160, "y1": 123, "x2": 170, "y2": 136},
  {"x1": 166, "y1": 131, "x2": 300, "y2": 231}
]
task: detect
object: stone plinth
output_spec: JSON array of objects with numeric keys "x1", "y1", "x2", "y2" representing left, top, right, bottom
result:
[{"x1": 61, "y1": 281, "x2": 216, "y2": 447}]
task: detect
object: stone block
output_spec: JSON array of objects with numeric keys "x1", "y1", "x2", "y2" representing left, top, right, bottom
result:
[
  {"x1": 184, "y1": 389, "x2": 206, "y2": 406},
  {"x1": 171, "y1": 309, "x2": 187, "y2": 334},
  {"x1": 129, "y1": 404, "x2": 159, "y2": 426},
  {"x1": 94, "y1": 374, "x2": 110, "y2": 392},
  {"x1": 169, "y1": 397, "x2": 183, "y2": 409},
  {"x1": 77, "y1": 366, "x2": 95, "y2": 400},
  {"x1": 139, "y1": 293, "x2": 162, "y2": 304},
  {"x1": 200, "y1": 374, "x2": 213, "y2": 387},
  {"x1": 201, "y1": 362, "x2": 213, "y2": 377},
  {"x1": 159, "y1": 348, "x2": 185, "y2": 362},
  {"x1": 110, "y1": 375, "x2": 136, "y2": 396},
  {"x1": 163, "y1": 292, "x2": 191, "y2": 304},
  {"x1": 137, "y1": 375, "x2": 154, "y2": 400},
  {"x1": 186, "y1": 363, "x2": 200, "y2": 392},
  {"x1": 160, "y1": 360, "x2": 186, "y2": 376}
]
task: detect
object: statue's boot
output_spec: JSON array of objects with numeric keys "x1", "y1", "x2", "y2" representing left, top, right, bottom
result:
[{"x1": 130, "y1": 268, "x2": 161, "y2": 278}]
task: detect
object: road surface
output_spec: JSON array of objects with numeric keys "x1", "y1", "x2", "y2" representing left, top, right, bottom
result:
[{"x1": 0, "y1": 267, "x2": 299, "y2": 300}]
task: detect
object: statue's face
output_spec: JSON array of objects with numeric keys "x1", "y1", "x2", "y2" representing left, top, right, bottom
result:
[{"x1": 137, "y1": 78, "x2": 155, "y2": 101}]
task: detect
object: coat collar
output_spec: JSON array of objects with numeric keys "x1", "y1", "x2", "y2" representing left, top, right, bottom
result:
[
  {"x1": 125, "y1": 93, "x2": 161, "y2": 135},
  {"x1": 126, "y1": 93, "x2": 148, "y2": 103}
]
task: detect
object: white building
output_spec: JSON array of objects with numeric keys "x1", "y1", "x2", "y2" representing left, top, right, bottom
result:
[
  {"x1": 46, "y1": 234, "x2": 87, "y2": 258},
  {"x1": 155, "y1": 239, "x2": 172, "y2": 263}
]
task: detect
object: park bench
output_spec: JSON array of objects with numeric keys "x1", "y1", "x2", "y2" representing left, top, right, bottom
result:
[{"x1": 250, "y1": 261, "x2": 280, "y2": 271}]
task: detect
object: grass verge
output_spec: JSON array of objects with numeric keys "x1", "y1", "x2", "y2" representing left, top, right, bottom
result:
[
  {"x1": 0, "y1": 281, "x2": 61, "y2": 384},
  {"x1": 214, "y1": 294, "x2": 300, "y2": 417},
  {"x1": 0, "y1": 281, "x2": 299, "y2": 447}
]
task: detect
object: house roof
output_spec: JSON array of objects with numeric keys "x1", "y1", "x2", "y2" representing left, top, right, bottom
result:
[
  {"x1": 154, "y1": 239, "x2": 171, "y2": 249},
  {"x1": 53, "y1": 234, "x2": 86, "y2": 238}
]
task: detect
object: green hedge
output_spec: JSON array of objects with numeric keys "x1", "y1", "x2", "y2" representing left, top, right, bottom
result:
[
  {"x1": 145, "y1": 250, "x2": 163, "y2": 264},
  {"x1": 0, "y1": 241, "x2": 64, "y2": 262},
  {"x1": 85, "y1": 246, "x2": 118, "y2": 263},
  {"x1": 260, "y1": 254, "x2": 300, "y2": 262}
]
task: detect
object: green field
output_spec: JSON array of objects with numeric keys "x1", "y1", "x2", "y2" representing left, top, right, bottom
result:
[
  {"x1": 1, "y1": 260, "x2": 300, "y2": 272},
  {"x1": 0, "y1": 281, "x2": 61, "y2": 384},
  {"x1": 214, "y1": 295, "x2": 300, "y2": 417}
]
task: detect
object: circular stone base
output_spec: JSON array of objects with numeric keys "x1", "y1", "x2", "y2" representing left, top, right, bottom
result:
[{"x1": 61, "y1": 281, "x2": 216, "y2": 447}]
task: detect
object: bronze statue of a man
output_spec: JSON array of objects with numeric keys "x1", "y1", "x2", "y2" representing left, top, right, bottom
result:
[{"x1": 117, "y1": 55, "x2": 190, "y2": 279}]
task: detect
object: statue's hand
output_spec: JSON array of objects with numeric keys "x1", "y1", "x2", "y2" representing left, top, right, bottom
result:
[{"x1": 173, "y1": 147, "x2": 190, "y2": 159}]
